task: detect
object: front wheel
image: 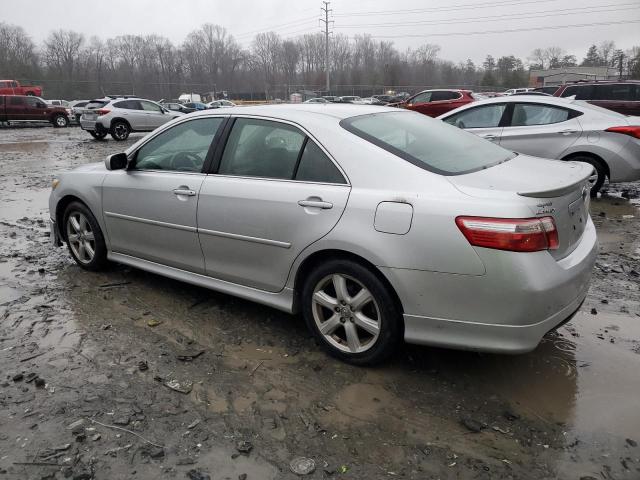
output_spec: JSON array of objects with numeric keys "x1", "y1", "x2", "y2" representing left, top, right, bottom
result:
[
  {"x1": 89, "y1": 130, "x2": 107, "y2": 140},
  {"x1": 52, "y1": 114, "x2": 69, "y2": 128},
  {"x1": 63, "y1": 202, "x2": 108, "y2": 271},
  {"x1": 110, "y1": 121, "x2": 130, "y2": 141},
  {"x1": 301, "y1": 259, "x2": 402, "y2": 365}
]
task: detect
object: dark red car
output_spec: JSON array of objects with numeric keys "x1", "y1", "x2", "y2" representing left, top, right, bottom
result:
[
  {"x1": 553, "y1": 81, "x2": 640, "y2": 116},
  {"x1": 0, "y1": 95, "x2": 69, "y2": 127},
  {"x1": 397, "y1": 89, "x2": 476, "y2": 117}
]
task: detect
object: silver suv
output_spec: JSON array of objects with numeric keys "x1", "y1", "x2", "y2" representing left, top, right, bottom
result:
[{"x1": 80, "y1": 96, "x2": 184, "y2": 141}]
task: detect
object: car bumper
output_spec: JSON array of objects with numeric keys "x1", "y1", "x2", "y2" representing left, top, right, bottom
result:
[
  {"x1": 608, "y1": 138, "x2": 640, "y2": 183},
  {"x1": 381, "y1": 217, "x2": 598, "y2": 353},
  {"x1": 49, "y1": 218, "x2": 63, "y2": 247},
  {"x1": 80, "y1": 119, "x2": 108, "y2": 133}
]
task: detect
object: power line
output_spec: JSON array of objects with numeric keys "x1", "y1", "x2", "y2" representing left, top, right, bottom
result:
[
  {"x1": 334, "y1": 0, "x2": 559, "y2": 17},
  {"x1": 234, "y1": 16, "x2": 318, "y2": 40},
  {"x1": 335, "y1": 3, "x2": 638, "y2": 28},
  {"x1": 359, "y1": 19, "x2": 640, "y2": 38}
]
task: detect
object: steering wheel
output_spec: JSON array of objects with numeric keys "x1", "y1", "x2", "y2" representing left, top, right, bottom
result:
[{"x1": 171, "y1": 152, "x2": 201, "y2": 171}]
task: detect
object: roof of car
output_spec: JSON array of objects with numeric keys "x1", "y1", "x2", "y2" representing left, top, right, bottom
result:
[{"x1": 188, "y1": 103, "x2": 395, "y2": 120}]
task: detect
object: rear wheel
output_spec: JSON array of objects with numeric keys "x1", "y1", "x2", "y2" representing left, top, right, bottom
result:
[
  {"x1": 110, "y1": 121, "x2": 130, "y2": 141},
  {"x1": 302, "y1": 259, "x2": 402, "y2": 365},
  {"x1": 63, "y1": 202, "x2": 108, "y2": 271},
  {"x1": 568, "y1": 155, "x2": 607, "y2": 196},
  {"x1": 89, "y1": 130, "x2": 107, "y2": 140},
  {"x1": 52, "y1": 114, "x2": 69, "y2": 128}
]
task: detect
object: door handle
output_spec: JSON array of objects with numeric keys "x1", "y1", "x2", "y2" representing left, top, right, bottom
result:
[
  {"x1": 558, "y1": 129, "x2": 577, "y2": 135},
  {"x1": 480, "y1": 134, "x2": 497, "y2": 140},
  {"x1": 173, "y1": 187, "x2": 196, "y2": 196},
  {"x1": 298, "y1": 199, "x2": 333, "y2": 209}
]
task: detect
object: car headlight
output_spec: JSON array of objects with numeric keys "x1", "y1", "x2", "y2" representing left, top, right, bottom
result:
[{"x1": 52, "y1": 178, "x2": 60, "y2": 190}]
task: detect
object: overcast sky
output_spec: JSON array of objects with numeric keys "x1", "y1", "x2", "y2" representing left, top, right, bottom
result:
[{"x1": 3, "y1": 0, "x2": 639, "y2": 64}]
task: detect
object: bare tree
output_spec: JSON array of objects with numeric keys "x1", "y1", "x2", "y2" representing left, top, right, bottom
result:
[{"x1": 598, "y1": 41, "x2": 616, "y2": 66}]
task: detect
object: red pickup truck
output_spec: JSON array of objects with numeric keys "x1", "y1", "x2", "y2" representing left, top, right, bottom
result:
[
  {"x1": 0, "y1": 80, "x2": 43, "y2": 97},
  {"x1": 0, "y1": 95, "x2": 69, "y2": 127}
]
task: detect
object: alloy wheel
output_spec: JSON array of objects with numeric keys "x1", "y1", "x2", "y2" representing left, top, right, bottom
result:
[
  {"x1": 66, "y1": 212, "x2": 96, "y2": 264},
  {"x1": 312, "y1": 273, "x2": 381, "y2": 354},
  {"x1": 113, "y1": 123, "x2": 128, "y2": 140}
]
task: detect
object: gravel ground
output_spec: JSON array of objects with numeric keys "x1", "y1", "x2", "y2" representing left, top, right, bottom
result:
[{"x1": 1, "y1": 125, "x2": 639, "y2": 480}]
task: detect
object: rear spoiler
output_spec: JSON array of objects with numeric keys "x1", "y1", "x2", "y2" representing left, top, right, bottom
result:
[{"x1": 517, "y1": 161, "x2": 594, "y2": 198}]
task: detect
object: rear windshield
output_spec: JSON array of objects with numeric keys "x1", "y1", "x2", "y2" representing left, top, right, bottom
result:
[
  {"x1": 340, "y1": 111, "x2": 515, "y2": 175},
  {"x1": 86, "y1": 101, "x2": 108, "y2": 109}
]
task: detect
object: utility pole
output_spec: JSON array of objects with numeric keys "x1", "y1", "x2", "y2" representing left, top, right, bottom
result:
[
  {"x1": 618, "y1": 52, "x2": 624, "y2": 80},
  {"x1": 320, "y1": 1, "x2": 332, "y2": 93}
]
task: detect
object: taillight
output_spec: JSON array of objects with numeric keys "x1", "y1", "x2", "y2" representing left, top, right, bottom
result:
[
  {"x1": 456, "y1": 216, "x2": 559, "y2": 252},
  {"x1": 605, "y1": 126, "x2": 640, "y2": 139},
  {"x1": 96, "y1": 109, "x2": 111, "y2": 115}
]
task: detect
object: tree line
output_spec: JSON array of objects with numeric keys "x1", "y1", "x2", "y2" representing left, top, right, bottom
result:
[{"x1": 1, "y1": 21, "x2": 639, "y2": 101}]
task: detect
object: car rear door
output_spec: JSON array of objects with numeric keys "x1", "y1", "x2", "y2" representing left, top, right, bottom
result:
[
  {"x1": 498, "y1": 102, "x2": 583, "y2": 159},
  {"x1": 197, "y1": 117, "x2": 350, "y2": 292},
  {"x1": 428, "y1": 91, "x2": 462, "y2": 116},
  {"x1": 441, "y1": 103, "x2": 508, "y2": 144},
  {"x1": 140, "y1": 100, "x2": 169, "y2": 129},
  {"x1": 5, "y1": 96, "x2": 26, "y2": 120},
  {"x1": 102, "y1": 117, "x2": 225, "y2": 273}
]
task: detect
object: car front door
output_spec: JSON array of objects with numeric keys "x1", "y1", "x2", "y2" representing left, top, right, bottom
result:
[
  {"x1": 442, "y1": 103, "x2": 507, "y2": 144},
  {"x1": 24, "y1": 96, "x2": 48, "y2": 121},
  {"x1": 198, "y1": 117, "x2": 351, "y2": 292},
  {"x1": 140, "y1": 100, "x2": 168, "y2": 129},
  {"x1": 102, "y1": 117, "x2": 226, "y2": 273},
  {"x1": 406, "y1": 91, "x2": 432, "y2": 115},
  {"x1": 498, "y1": 103, "x2": 583, "y2": 159}
]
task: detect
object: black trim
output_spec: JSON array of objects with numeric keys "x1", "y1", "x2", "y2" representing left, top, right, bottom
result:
[
  {"x1": 499, "y1": 103, "x2": 513, "y2": 127},
  {"x1": 208, "y1": 117, "x2": 236, "y2": 174},
  {"x1": 201, "y1": 117, "x2": 230, "y2": 174},
  {"x1": 291, "y1": 136, "x2": 309, "y2": 180}
]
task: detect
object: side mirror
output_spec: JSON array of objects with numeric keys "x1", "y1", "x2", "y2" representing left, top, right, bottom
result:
[
  {"x1": 37, "y1": 102, "x2": 46, "y2": 108},
  {"x1": 105, "y1": 152, "x2": 128, "y2": 170}
]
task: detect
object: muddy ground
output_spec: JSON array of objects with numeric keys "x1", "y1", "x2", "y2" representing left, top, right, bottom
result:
[{"x1": 0, "y1": 125, "x2": 639, "y2": 480}]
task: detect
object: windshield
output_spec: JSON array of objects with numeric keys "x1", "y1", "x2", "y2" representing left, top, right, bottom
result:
[
  {"x1": 340, "y1": 111, "x2": 516, "y2": 175},
  {"x1": 86, "y1": 101, "x2": 108, "y2": 109}
]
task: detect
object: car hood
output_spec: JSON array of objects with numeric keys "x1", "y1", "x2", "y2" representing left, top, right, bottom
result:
[
  {"x1": 447, "y1": 154, "x2": 593, "y2": 199},
  {"x1": 71, "y1": 162, "x2": 106, "y2": 173}
]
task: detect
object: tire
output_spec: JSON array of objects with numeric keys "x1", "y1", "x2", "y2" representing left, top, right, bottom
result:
[
  {"x1": 89, "y1": 130, "x2": 107, "y2": 140},
  {"x1": 63, "y1": 201, "x2": 108, "y2": 271},
  {"x1": 110, "y1": 121, "x2": 130, "y2": 141},
  {"x1": 301, "y1": 258, "x2": 402, "y2": 365},
  {"x1": 568, "y1": 155, "x2": 607, "y2": 196},
  {"x1": 52, "y1": 114, "x2": 69, "y2": 128}
]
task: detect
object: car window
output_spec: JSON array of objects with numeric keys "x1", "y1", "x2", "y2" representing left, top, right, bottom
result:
[
  {"x1": 24, "y1": 97, "x2": 41, "y2": 107},
  {"x1": 510, "y1": 104, "x2": 570, "y2": 126},
  {"x1": 11, "y1": 81, "x2": 17, "y2": 88},
  {"x1": 0, "y1": 81, "x2": 8, "y2": 88},
  {"x1": 431, "y1": 91, "x2": 460, "y2": 101},
  {"x1": 592, "y1": 84, "x2": 635, "y2": 101},
  {"x1": 87, "y1": 100, "x2": 108, "y2": 109},
  {"x1": 561, "y1": 85, "x2": 592, "y2": 100},
  {"x1": 295, "y1": 140, "x2": 346, "y2": 184},
  {"x1": 444, "y1": 104, "x2": 506, "y2": 128},
  {"x1": 140, "y1": 100, "x2": 162, "y2": 112},
  {"x1": 219, "y1": 118, "x2": 305, "y2": 180},
  {"x1": 9, "y1": 96, "x2": 24, "y2": 105},
  {"x1": 411, "y1": 92, "x2": 432, "y2": 103},
  {"x1": 341, "y1": 111, "x2": 515, "y2": 175},
  {"x1": 134, "y1": 118, "x2": 224, "y2": 172}
]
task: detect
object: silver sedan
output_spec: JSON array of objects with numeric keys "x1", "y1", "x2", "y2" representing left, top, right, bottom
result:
[
  {"x1": 438, "y1": 95, "x2": 640, "y2": 194},
  {"x1": 49, "y1": 104, "x2": 597, "y2": 364}
]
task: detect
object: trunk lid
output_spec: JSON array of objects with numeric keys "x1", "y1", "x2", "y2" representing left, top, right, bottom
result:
[{"x1": 448, "y1": 154, "x2": 593, "y2": 259}]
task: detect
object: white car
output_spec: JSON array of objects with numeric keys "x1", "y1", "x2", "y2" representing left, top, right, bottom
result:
[
  {"x1": 207, "y1": 100, "x2": 236, "y2": 109},
  {"x1": 438, "y1": 96, "x2": 640, "y2": 194},
  {"x1": 503, "y1": 88, "x2": 532, "y2": 95}
]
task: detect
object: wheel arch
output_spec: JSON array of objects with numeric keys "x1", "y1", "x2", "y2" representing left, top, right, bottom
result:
[
  {"x1": 562, "y1": 151, "x2": 610, "y2": 178},
  {"x1": 109, "y1": 117, "x2": 132, "y2": 131},
  {"x1": 291, "y1": 249, "x2": 405, "y2": 318},
  {"x1": 55, "y1": 195, "x2": 90, "y2": 242}
]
